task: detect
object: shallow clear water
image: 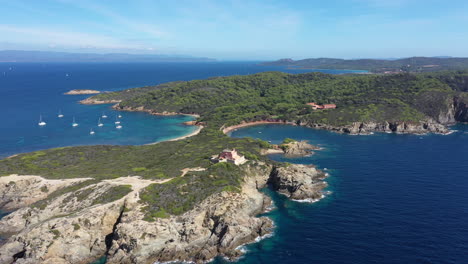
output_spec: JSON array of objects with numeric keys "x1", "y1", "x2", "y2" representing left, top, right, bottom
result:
[
  {"x1": 220, "y1": 124, "x2": 468, "y2": 264},
  {"x1": 0, "y1": 62, "x2": 357, "y2": 158}
]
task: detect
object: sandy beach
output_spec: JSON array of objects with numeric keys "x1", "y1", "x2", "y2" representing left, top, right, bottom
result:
[
  {"x1": 146, "y1": 125, "x2": 203, "y2": 145},
  {"x1": 222, "y1": 120, "x2": 296, "y2": 134}
]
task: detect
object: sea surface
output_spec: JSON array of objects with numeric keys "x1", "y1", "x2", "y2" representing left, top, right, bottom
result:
[
  {"x1": 222, "y1": 124, "x2": 468, "y2": 264},
  {"x1": 0, "y1": 62, "x2": 356, "y2": 158}
]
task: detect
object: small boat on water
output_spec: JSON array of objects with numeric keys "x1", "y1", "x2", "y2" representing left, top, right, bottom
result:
[
  {"x1": 58, "y1": 110, "x2": 64, "y2": 118},
  {"x1": 118, "y1": 114, "x2": 122, "y2": 118},
  {"x1": 38, "y1": 115, "x2": 46, "y2": 126},
  {"x1": 116, "y1": 125, "x2": 122, "y2": 129},
  {"x1": 72, "y1": 117, "x2": 78, "y2": 127},
  {"x1": 102, "y1": 112, "x2": 108, "y2": 118},
  {"x1": 115, "y1": 116, "x2": 121, "y2": 124},
  {"x1": 90, "y1": 129, "x2": 95, "y2": 135},
  {"x1": 97, "y1": 117, "x2": 103, "y2": 127}
]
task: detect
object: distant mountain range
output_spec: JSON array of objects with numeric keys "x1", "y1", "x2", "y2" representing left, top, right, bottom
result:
[
  {"x1": 262, "y1": 57, "x2": 468, "y2": 73},
  {"x1": 0, "y1": 50, "x2": 216, "y2": 63}
]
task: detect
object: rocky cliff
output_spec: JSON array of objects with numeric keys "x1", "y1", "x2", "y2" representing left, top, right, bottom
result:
[
  {"x1": 0, "y1": 162, "x2": 328, "y2": 264},
  {"x1": 269, "y1": 164, "x2": 327, "y2": 201}
]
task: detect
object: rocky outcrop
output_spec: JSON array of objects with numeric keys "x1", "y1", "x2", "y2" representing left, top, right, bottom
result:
[
  {"x1": 301, "y1": 120, "x2": 449, "y2": 135},
  {"x1": 79, "y1": 98, "x2": 121, "y2": 104},
  {"x1": 106, "y1": 178, "x2": 272, "y2": 263},
  {"x1": 64, "y1": 89, "x2": 100, "y2": 95},
  {"x1": 0, "y1": 178, "x2": 128, "y2": 264},
  {"x1": 0, "y1": 175, "x2": 90, "y2": 211},
  {"x1": 0, "y1": 163, "x2": 327, "y2": 264},
  {"x1": 269, "y1": 164, "x2": 327, "y2": 201},
  {"x1": 281, "y1": 140, "x2": 320, "y2": 157}
]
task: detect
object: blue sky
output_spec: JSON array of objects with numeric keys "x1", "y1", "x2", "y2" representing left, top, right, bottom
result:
[{"x1": 0, "y1": 0, "x2": 467, "y2": 60}]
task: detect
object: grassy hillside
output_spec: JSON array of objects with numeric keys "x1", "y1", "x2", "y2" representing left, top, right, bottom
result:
[{"x1": 0, "y1": 132, "x2": 272, "y2": 219}]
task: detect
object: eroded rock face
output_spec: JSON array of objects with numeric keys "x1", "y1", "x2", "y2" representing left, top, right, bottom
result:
[
  {"x1": 0, "y1": 162, "x2": 327, "y2": 264},
  {"x1": 0, "y1": 178, "x2": 130, "y2": 264},
  {"x1": 269, "y1": 164, "x2": 327, "y2": 201},
  {"x1": 106, "y1": 179, "x2": 273, "y2": 264},
  {"x1": 454, "y1": 97, "x2": 468, "y2": 122},
  {"x1": 0, "y1": 175, "x2": 90, "y2": 211},
  {"x1": 304, "y1": 120, "x2": 449, "y2": 135}
]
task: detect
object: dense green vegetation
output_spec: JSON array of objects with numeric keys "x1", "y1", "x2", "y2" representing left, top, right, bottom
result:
[
  {"x1": 263, "y1": 57, "x2": 468, "y2": 73},
  {"x1": 2, "y1": 70, "x2": 468, "y2": 219},
  {"x1": 92, "y1": 70, "x2": 468, "y2": 127}
]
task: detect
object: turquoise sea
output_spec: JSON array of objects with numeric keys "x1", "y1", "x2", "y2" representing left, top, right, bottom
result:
[{"x1": 0, "y1": 62, "x2": 354, "y2": 158}]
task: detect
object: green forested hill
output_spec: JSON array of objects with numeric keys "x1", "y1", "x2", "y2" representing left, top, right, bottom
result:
[
  {"x1": 262, "y1": 57, "x2": 468, "y2": 73},
  {"x1": 93, "y1": 71, "x2": 468, "y2": 127}
]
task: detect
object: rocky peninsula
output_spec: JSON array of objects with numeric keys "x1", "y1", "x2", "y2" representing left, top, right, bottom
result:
[
  {"x1": 64, "y1": 89, "x2": 101, "y2": 95},
  {"x1": 0, "y1": 162, "x2": 327, "y2": 264}
]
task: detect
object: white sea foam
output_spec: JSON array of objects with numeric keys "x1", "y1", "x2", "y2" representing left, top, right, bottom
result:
[
  {"x1": 292, "y1": 194, "x2": 325, "y2": 203},
  {"x1": 255, "y1": 232, "x2": 274, "y2": 242},
  {"x1": 444, "y1": 129, "x2": 457, "y2": 135},
  {"x1": 264, "y1": 203, "x2": 276, "y2": 213}
]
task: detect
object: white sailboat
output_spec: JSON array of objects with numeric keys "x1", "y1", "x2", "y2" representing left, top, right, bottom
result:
[
  {"x1": 102, "y1": 112, "x2": 108, "y2": 118},
  {"x1": 118, "y1": 114, "x2": 122, "y2": 118},
  {"x1": 38, "y1": 115, "x2": 46, "y2": 126},
  {"x1": 90, "y1": 128, "x2": 95, "y2": 135},
  {"x1": 116, "y1": 124, "x2": 122, "y2": 129},
  {"x1": 72, "y1": 117, "x2": 79, "y2": 127},
  {"x1": 58, "y1": 110, "x2": 64, "y2": 118},
  {"x1": 97, "y1": 117, "x2": 104, "y2": 127},
  {"x1": 115, "y1": 116, "x2": 121, "y2": 124}
]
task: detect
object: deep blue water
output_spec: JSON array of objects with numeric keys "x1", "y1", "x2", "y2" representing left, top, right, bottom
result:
[
  {"x1": 218, "y1": 124, "x2": 468, "y2": 264},
  {"x1": 0, "y1": 62, "x2": 357, "y2": 158}
]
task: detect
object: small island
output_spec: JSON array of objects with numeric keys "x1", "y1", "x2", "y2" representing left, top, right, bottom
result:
[{"x1": 64, "y1": 89, "x2": 101, "y2": 95}]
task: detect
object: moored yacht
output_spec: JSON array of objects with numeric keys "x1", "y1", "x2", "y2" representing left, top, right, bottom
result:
[
  {"x1": 72, "y1": 117, "x2": 78, "y2": 127},
  {"x1": 38, "y1": 115, "x2": 46, "y2": 126}
]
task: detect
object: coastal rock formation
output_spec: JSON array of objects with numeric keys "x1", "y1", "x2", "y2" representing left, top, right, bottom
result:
[
  {"x1": 106, "y1": 176, "x2": 272, "y2": 263},
  {"x1": 0, "y1": 175, "x2": 89, "y2": 211},
  {"x1": 454, "y1": 97, "x2": 468, "y2": 122},
  {"x1": 0, "y1": 163, "x2": 326, "y2": 263},
  {"x1": 301, "y1": 120, "x2": 449, "y2": 135},
  {"x1": 282, "y1": 140, "x2": 320, "y2": 157},
  {"x1": 64, "y1": 89, "x2": 100, "y2": 95},
  {"x1": 269, "y1": 164, "x2": 327, "y2": 201},
  {"x1": 79, "y1": 98, "x2": 121, "y2": 104}
]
